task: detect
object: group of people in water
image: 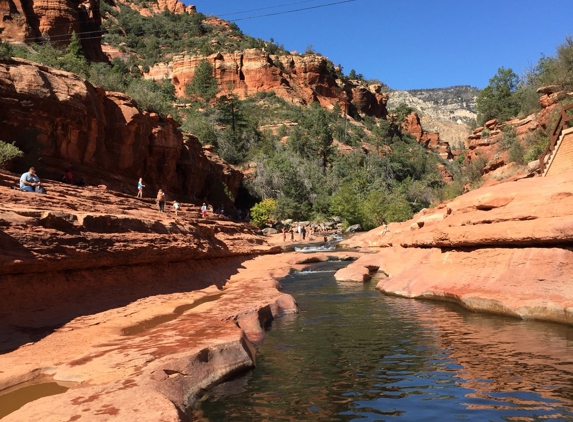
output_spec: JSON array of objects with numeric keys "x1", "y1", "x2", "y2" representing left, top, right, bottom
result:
[{"x1": 282, "y1": 224, "x2": 330, "y2": 243}]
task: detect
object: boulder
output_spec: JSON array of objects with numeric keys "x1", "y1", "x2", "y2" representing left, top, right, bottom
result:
[{"x1": 345, "y1": 224, "x2": 362, "y2": 233}]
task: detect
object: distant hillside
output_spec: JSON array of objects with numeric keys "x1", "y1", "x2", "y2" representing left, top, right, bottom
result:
[{"x1": 388, "y1": 86, "x2": 479, "y2": 148}]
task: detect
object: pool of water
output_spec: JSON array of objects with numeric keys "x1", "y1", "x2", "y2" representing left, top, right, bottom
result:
[
  {"x1": 195, "y1": 261, "x2": 573, "y2": 421},
  {"x1": 0, "y1": 380, "x2": 73, "y2": 419}
]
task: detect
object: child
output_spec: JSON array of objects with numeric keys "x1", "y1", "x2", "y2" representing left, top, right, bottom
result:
[
  {"x1": 173, "y1": 200, "x2": 180, "y2": 216},
  {"x1": 137, "y1": 178, "x2": 145, "y2": 198},
  {"x1": 201, "y1": 203, "x2": 207, "y2": 218}
]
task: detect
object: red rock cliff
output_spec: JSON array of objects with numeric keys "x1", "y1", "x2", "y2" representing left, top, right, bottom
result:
[
  {"x1": 402, "y1": 110, "x2": 453, "y2": 159},
  {"x1": 147, "y1": 50, "x2": 389, "y2": 118},
  {"x1": 0, "y1": 0, "x2": 106, "y2": 61},
  {"x1": 0, "y1": 58, "x2": 241, "y2": 203}
]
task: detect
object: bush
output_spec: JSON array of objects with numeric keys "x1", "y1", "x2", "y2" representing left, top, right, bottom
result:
[
  {"x1": 523, "y1": 130, "x2": 549, "y2": 162},
  {"x1": 0, "y1": 40, "x2": 14, "y2": 60},
  {"x1": 359, "y1": 190, "x2": 387, "y2": 230},
  {"x1": 0, "y1": 141, "x2": 24, "y2": 168},
  {"x1": 383, "y1": 192, "x2": 414, "y2": 223},
  {"x1": 462, "y1": 156, "x2": 487, "y2": 187},
  {"x1": 250, "y1": 198, "x2": 277, "y2": 228},
  {"x1": 508, "y1": 142, "x2": 525, "y2": 164},
  {"x1": 126, "y1": 78, "x2": 176, "y2": 116}
]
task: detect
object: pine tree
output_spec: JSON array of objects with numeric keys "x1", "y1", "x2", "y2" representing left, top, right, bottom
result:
[{"x1": 185, "y1": 59, "x2": 219, "y2": 103}]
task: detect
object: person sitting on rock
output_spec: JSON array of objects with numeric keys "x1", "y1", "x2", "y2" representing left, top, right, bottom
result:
[
  {"x1": 20, "y1": 167, "x2": 43, "y2": 193},
  {"x1": 61, "y1": 169, "x2": 73, "y2": 184}
]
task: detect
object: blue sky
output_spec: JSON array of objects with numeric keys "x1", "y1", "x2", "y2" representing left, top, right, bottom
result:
[{"x1": 185, "y1": 0, "x2": 572, "y2": 90}]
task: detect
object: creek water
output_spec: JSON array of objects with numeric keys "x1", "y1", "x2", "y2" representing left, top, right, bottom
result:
[{"x1": 196, "y1": 260, "x2": 573, "y2": 421}]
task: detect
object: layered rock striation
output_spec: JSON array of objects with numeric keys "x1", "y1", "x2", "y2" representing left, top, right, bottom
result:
[
  {"x1": 0, "y1": 0, "x2": 106, "y2": 61},
  {"x1": 402, "y1": 110, "x2": 453, "y2": 159},
  {"x1": 147, "y1": 49, "x2": 390, "y2": 118},
  {"x1": 0, "y1": 172, "x2": 300, "y2": 420},
  {"x1": 335, "y1": 171, "x2": 573, "y2": 325},
  {"x1": 0, "y1": 59, "x2": 241, "y2": 206}
]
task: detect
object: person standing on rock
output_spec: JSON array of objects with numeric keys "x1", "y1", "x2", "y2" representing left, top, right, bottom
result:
[
  {"x1": 20, "y1": 167, "x2": 43, "y2": 193},
  {"x1": 173, "y1": 200, "x2": 180, "y2": 216},
  {"x1": 137, "y1": 178, "x2": 145, "y2": 198},
  {"x1": 156, "y1": 189, "x2": 165, "y2": 212},
  {"x1": 282, "y1": 227, "x2": 286, "y2": 242},
  {"x1": 201, "y1": 203, "x2": 207, "y2": 218}
]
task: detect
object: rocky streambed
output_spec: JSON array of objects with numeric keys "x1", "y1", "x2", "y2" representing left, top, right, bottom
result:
[
  {"x1": 1, "y1": 170, "x2": 573, "y2": 420},
  {"x1": 0, "y1": 172, "x2": 357, "y2": 420}
]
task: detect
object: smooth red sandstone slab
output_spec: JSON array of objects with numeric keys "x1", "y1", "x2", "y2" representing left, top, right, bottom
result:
[
  {"x1": 373, "y1": 246, "x2": 573, "y2": 324},
  {"x1": 0, "y1": 255, "x2": 295, "y2": 420},
  {"x1": 0, "y1": 249, "x2": 356, "y2": 421},
  {"x1": 338, "y1": 171, "x2": 573, "y2": 325},
  {"x1": 342, "y1": 171, "x2": 573, "y2": 250},
  {"x1": 333, "y1": 253, "x2": 381, "y2": 283}
]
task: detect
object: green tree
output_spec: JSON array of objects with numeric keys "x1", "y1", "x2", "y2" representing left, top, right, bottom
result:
[
  {"x1": 216, "y1": 94, "x2": 255, "y2": 163},
  {"x1": 60, "y1": 32, "x2": 89, "y2": 77},
  {"x1": 126, "y1": 78, "x2": 175, "y2": 116},
  {"x1": 476, "y1": 67, "x2": 520, "y2": 125},
  {"x1": 0, "y1": 141, "x2": 23, "y2": 168},
  {"x1": 250, "y1": 198, "x2": 277, "y2": 227},
  {"x1": 330, "y1": 182, "x2": 361, "y2": 226},
  {"x1": 383, "y1": 192, "x2": 413, "y2": 222},
  {"x1": 185, "y1": 59, "x2": 219, "y2": 103},
  {"x1": 301, "y1": 103, "x2": 335, "y2": 172},
  {"x1": 360, "y1": 190, "x2": 387, "y2": 230}
]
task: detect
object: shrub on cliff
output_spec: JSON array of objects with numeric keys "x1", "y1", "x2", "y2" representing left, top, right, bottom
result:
[
  {"x1": 127, "y1": 78, "x2": 176, "y2": 116},
  {"x1": 0, "y1": 141, "x2": 23, "y2": 168},
  {"x1": 0, "y1": 40, "x2": 14, "y2": 60}
]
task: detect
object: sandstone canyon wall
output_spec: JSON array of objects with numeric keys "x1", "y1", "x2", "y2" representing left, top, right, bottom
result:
[
  {"x1": 402, "y1": 110, "x2": 453, "y2": 159},
  {"x1": 0, "y1": 58, "x2": 242, "y2": 205},
  {"x1": 0, "y1": 169, "x2": 297, "y2": 420},
  {"x1": 147, "y1": 49, "x2": 390, "y2": 118},
  {"x1": 462, "y1": 88, "x2": 572, "y2": 181},
  {"x1": 335, "y1": 171, "x2": 573, "y2": 326},
  {"x1": 0, "y1": 0, "x2": 106, "y2": 61}
]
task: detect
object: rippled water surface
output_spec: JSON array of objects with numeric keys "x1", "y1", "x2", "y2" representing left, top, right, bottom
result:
[{"x1": 196, "y1": 261, "x2": 573, "y2": 421}]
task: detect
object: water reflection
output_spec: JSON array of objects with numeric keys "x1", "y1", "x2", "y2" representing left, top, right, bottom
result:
[{"x1": 196, "y1": 262, "x2": 573, "y2": 421}]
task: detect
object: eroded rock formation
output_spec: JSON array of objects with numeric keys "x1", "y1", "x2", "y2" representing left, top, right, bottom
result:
[
  {"x1": 0, "y1": 0, "x2": 106, "y2": 61},
  {"x1": 0, "y1": 170, "x2": 295, "y2": 419},
  {"x1": 335, "y1": 170, "x2": 573, "y2": 326},
  {"x1": 402, "y1": 110, "x2": 453, "y2": 159},
  {"x1": 0, "y1": 58, "x2": 241, "y2": 205},
  {"x1": 463, "y1": 87, "x2": 572, "y2": 180},
  {"x1": 147, "y1": 50, "x2": 390, "y2": 118}
]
